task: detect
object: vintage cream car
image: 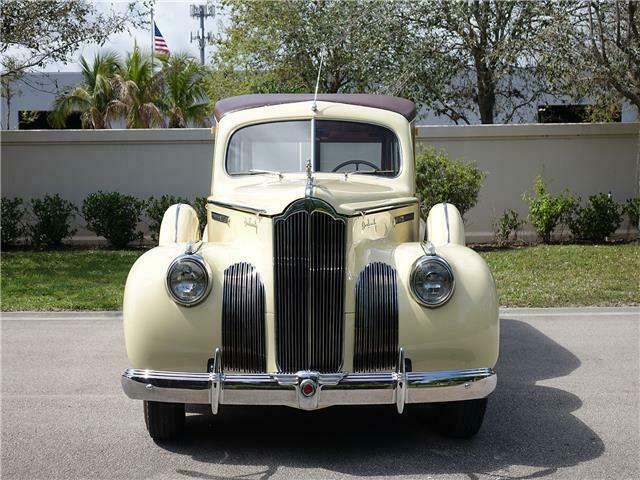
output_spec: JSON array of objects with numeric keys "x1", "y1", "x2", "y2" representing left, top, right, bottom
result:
[{"x1": 121, "y1": 94, "x2": 499, "y2": 441}]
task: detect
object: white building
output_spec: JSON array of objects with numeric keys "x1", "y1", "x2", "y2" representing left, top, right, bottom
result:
[{"x1": 1, "y1": 71, "x2": 637, "y2": 130}]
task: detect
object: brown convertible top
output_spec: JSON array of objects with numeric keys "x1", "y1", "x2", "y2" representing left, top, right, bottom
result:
[{"x1": 214, "y1": 94, "x2": 417, "y2": 122}]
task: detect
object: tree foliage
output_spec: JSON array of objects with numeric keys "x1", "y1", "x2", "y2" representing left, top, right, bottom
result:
[
  {"x1": 50, "y1": 52, "x2": 122, "y2": 129},
  {"x1": 0, "y1": 0, "x2": 148, "y2": 79},
  {"x1": 415, "y1": 146, "x2": 486, "y2": 220},
  {"x1": 111, "y1": 47, "x2": 165, "y2": 128},
  {"x1": 208, "y1": 0, "x2": 565, "y2": 124},
  {"x1": 82, "y1": 191, "x2": 146, "y2": 248},
  {"x1": 52, "y1": 48, "x2": 209, "y2": 129},
  {"x1": 522, "y1": 176, "x2": 576, "y2": 244},
  {"x1": 401, "y1": 0, "x2": 556, "y2": 124},
  {"x1": 160, "y1": 53, "x2": 210, "y2": 128},
  {"x1": 29, "y1": 194, "x2": 77, "y2": 247},
  {"x1": 1, "y1": 197, "x2": 26, "y2": 247},
  {"x1": 207, "y1": 0, "x2": 413, "y2": 102},
  {"x1": 567, "y1": 193, "x2": 622, "y2": 242},
  {"x1": 545, "y1": 1, "x2": 640, "y2": 112}
]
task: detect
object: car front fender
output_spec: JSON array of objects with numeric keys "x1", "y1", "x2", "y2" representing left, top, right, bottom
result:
[{"x1": 350, "y1": 241, "x2": 499, "y2": 372}]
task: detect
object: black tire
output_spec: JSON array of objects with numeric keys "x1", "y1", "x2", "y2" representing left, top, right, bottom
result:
[
  {"x1": 433, "y1": 397, "x2": 488, "y2": 439},
  {"x1": 143, "y1": 401, "x2": 185, "y2": 441}
]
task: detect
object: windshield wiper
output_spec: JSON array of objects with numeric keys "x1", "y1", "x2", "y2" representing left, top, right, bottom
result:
[
  {"x1": 343, "y1": 169, "x2": 394, "y2": 180},
  {"x1": 248, "y1": 169, "x2": 283, "y2": 180}
]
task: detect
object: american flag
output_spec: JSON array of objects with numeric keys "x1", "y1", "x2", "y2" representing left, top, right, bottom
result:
[{"x1": 154, "y1": 23, "x2": 170, "y2": 55}]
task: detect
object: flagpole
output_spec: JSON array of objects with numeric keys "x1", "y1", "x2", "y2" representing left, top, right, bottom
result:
[{"x1": 150, "y1": 5, "x2": 154, "y2": 67}]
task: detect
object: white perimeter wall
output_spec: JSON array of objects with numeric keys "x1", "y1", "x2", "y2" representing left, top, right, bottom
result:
[
  {"x1": 419, "y1": 123, "x2": 638, "y2": 241},
  {"x1": 1, "y1": 123, "x2": 638, "y2": 242}
]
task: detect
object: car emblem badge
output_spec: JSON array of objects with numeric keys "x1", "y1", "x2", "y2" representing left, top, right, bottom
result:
[{"x1": 300, "y1": 379, "x2": 316, "y2": 397}]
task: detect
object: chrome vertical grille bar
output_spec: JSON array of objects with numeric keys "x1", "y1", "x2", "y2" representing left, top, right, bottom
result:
[
  {"x1": 309, "y1": 210, "x2": 346, "y2": 372},
  {"x1": 274, "y1": 199, "x2": 346, "y2": 373},
  {"x1": 222, "y1": 262, "x2": 266, "y2": 373},
  {"x1": 354, "y1": 262, "x2": 399, "y2": 372},
  {"x1": 274, "y1": 210, "x2": 309, "y2": 373}
]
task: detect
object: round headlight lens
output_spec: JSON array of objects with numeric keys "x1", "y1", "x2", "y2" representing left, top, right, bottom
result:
[
  {"x1": 166, "y1": 256, "x2": 211, "y2": 306},
  {"x1": 410, "y1": 256, "x2": 455, "y2": 307}
]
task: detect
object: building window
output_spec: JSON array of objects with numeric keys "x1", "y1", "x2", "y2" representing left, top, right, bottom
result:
[
  {"x1": 18, "y1": 111, "x2": 82, "y2": 129},
  {"x1": 538, "y1": 104, "x2": 621, "y2": 123}
]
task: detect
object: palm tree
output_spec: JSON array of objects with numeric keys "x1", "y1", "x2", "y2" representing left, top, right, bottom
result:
[
  {"x1": 50, "y1": 52, "x2": 121, "y2": 129},
  {"x1": 111, "y1": 46, "x2": 164, "y2": 128},
  {"x1": 160, "y1": 52, "x2": 210, "y2": 128}
]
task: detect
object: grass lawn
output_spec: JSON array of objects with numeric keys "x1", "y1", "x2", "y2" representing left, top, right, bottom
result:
[
  {"x1": 1, "y1": 245, "x2": 638, "y2": 311},
  {"x1": 480, "y1": 244, "x2": 639, "y2": 307},
  {"x1": 1, "y1": 250, "x2": 144, "y2": 311}
]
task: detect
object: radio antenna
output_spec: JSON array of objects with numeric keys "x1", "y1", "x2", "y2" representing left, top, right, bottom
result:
[{"x1": 311, "y1": 47, "x2": 326, "y2": 112}]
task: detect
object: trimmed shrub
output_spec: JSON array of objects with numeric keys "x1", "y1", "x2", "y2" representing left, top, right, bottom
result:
[
  {"x1": 146, "y1": 195, "x2": 190, "y2": 241},
  {"x1": 492, "y1": 209, "x2": 525, "y2": 247},
  {"x1": 82, "y1": 192, "x2": 146, "y2": 247},
  {"x1": 29, "y1": 194, "x2": 77, "y2": 247},
  {"x1": 623, "y1": 196, "x2": 640, "y2": 230},
  {"x1": 192, "y1": 196, "x2": 208, "y2": 228},
  {"x1": 568, "y1": 193, "x2": 622, "y2": 242},
  {"x1": 415, "y1": 146, "x2": 485, "y2": 220},
  {"x1": 1, "y1": 197, "x2": 26, "y2": 247},
  {"x1": 522, "y1": 176, "x2": 576, "y2": 243}
]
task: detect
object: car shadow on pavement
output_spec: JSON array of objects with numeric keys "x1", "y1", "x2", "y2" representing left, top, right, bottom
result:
[{"x1": 162, "y1": 318, "x2": 605, "y2": 479}]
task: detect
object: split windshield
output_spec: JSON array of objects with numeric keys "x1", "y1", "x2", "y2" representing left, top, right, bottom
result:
[{"x1": 226, "y1": 120, "x2": 400, "y2": 177}]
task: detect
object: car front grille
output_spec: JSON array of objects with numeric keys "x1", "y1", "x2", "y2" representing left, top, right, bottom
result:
[
  {"x1": 273, "y1": 199, "x2": 346, "y2": 373},
  {"x1": 354, "y1": 262, "x2": 399, "y2": 372},
  {"x1": 222, "y1": 262, "x2": 266, "y2": 373}
]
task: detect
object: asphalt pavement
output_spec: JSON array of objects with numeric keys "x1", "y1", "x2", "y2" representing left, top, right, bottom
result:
[{"x1": 1, "y1": 307, "x2": 639, "y2": 480}]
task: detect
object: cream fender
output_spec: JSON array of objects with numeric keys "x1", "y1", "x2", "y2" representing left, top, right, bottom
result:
[
  {"x1": 426, "y1": 203, "x2": 465, "y2": 246},
  {"x1": 158, "y1": 203, "x2": 201, "y2": 246}
]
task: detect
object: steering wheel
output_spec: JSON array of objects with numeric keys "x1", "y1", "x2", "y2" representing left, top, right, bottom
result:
[{"x1": 331, "y1": 159, "x2": 380, "y2": 173}]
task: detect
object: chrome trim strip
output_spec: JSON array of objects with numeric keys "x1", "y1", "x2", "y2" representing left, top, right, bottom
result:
[
  {"x1": 356, "y1": 200, "x2": 418, "y2": 216},
  {"x1": 174, "y1": 203, "x2": 181, "y2": 243},
  {"x1": 396, "y1": 348, "x2": 407, "y2": 414},
  {"x1": 277, "y1": 197, "x2": 345, "y2": 221},
  {"x1": 207, "y1": 199, "x2": 418, "y2": 219},
  {"x1": 209, "y1": 348, "x2": 222, "y2": 414},
  {"x1": 207, "y1": 200, "x2": 267, "y2": 216},
  {"x1": 443, "y1": 202, "x2": 450, "y2": 243},
  {"x1": 122, "y1": 364, "x2": 496, "y2": 411}
]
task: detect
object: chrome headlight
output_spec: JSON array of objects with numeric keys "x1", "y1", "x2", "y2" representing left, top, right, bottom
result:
[
  {"x1": 166, "y1": 255, "x2": 212, "y2": 307},
  {"x1": 410, "y1": 256, "x2": 455, "y2": 307}
]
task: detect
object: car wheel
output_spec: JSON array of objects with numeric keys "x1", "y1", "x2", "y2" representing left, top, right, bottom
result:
[
  {"x1": 143, "y1": 401, "x2": 185, "y2": 441},
  {"x1": 433, "y1": 397, "x2": 488, "y2": 439}
]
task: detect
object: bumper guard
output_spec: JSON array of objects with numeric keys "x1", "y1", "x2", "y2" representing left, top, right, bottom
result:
[{"x1": 121, "y1": 348, "x2": 496, "y2": 414}]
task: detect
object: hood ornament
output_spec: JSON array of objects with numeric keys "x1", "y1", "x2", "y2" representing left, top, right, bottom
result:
[{"x1": 305, "y1": 158, "x2": 314, "y2": 197}]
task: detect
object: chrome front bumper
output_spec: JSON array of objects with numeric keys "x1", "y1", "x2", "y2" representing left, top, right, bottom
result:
[{"x1": 121, "y1": 349, "x2": 496, "y2": 414}]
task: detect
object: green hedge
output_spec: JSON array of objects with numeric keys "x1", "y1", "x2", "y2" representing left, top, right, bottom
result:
[{"x1": 1, "y1": 193, "x2": 209, "y2": 248}]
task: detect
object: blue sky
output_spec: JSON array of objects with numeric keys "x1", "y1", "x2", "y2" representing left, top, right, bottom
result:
[{"x1": 47, "y1": 0, "x2": 222, "y2": 71}]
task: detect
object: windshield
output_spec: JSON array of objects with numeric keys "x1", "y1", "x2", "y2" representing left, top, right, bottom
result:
[{"x1": 226, "y1": 120, "x2": 400, "y2": 177}]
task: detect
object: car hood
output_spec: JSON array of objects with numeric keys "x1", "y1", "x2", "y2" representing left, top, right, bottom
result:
[{"x1": 212, "y1": 176, "x2": 416, "y2": 216}]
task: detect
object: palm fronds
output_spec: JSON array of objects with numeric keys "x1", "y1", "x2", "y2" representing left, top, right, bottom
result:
[
  {"x1": 51, "y1": 48, "x2": 211, "y2": 129},
  {"x1": 161, "y1": 51, "x2": 210, "y2": 128},
  {"x1": 50, "y1": 51, "x2": 121, "y2": 129}
]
